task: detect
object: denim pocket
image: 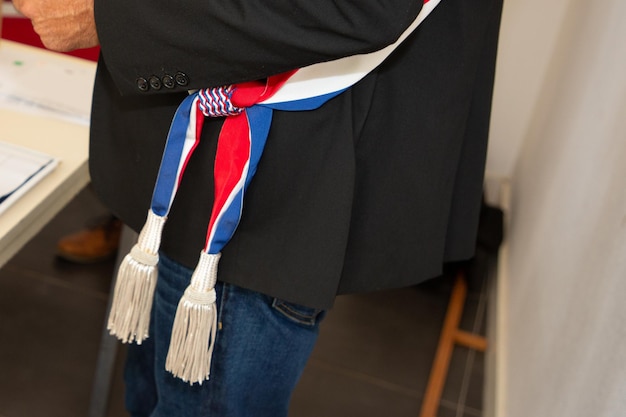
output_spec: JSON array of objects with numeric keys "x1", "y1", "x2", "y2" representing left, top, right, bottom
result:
[{"x1": 271, "y1": 299, "x2": 325, "y2": 327}]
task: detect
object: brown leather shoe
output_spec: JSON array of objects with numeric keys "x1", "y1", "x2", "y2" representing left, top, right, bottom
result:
[{"x1": 56, "y1": 216, "x2": 123, "y2": 264}]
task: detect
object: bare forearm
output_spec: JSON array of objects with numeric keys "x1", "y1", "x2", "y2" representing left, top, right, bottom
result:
[{"x1": 12, "y1": 0, "x2": 98, "y2": 51}]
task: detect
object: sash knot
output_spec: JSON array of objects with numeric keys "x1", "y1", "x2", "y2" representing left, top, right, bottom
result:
[{"x1": 198, "y1": 86, "x2": 244, "y2": 117}]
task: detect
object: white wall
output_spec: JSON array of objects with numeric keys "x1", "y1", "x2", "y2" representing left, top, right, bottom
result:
[
  {"x1": 485, "y1": 0, "x2": 572, "y2": 183},
  {"x1": 493, "y1": 0, "x2": 626, "y2": 416}
]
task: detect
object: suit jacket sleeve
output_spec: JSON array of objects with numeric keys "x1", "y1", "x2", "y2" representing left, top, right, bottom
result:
[{"x1": 93, "y1": 0, "x2": 423, "y2": 95}]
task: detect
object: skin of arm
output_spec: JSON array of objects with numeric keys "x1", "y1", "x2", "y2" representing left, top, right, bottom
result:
[{"x1": 12, "y1": 0, "x2": 98, "y2": 51}]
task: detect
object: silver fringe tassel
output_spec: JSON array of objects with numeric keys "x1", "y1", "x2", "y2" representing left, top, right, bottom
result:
[
  {"x1": 107, "y1": 210, "x2": 166, "y2": 344},
  {"x1": 165, "y1": 251, "x2": 220, "y2": 384}
]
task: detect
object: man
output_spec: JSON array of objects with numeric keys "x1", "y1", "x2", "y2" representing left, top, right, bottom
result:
[{"x1": 13, "y1": 0, "x2": 502, "y2": 415}]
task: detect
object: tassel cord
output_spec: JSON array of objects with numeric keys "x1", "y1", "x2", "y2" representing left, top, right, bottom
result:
[{"x1": 189, "y1": 252, "x2": 220, "y2": 293}]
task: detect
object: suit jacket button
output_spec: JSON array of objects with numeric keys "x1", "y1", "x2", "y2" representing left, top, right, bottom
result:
[
  {"x1": 136, "y1": 77, "x2": 149, "y2": 92},
  {"x1": 162, "y1": 74, "x2": 175, "y2": 89},
  {"x1": 175, "y1": 72, "x2": 189, "y2": 87},
  {"x1": 149, "y1": 76, "x2": 162, "y2": 90}
]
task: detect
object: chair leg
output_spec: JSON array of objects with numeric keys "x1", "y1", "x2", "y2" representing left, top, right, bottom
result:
[
  {"x1": 419, "y1": 270, "x2": 487, "y2": 417},
  {"x1": 87, "y1": 225, "x2": 137, "y2": 417}
]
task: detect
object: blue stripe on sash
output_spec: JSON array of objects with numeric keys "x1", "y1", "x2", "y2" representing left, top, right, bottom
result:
[{"x1": 152, "y1": 93, "x2": 197, "y2": 216}]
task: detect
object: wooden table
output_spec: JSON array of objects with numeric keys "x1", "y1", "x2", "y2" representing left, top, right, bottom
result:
[
  {"x1": 0, "y1": 40, "x2": 121, "y2": 417},
  {"x1": 0, "y1": 39, "x2": 94, "y2": 267}
]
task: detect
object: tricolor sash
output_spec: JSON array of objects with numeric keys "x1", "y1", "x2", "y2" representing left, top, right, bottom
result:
[{"x1": 107, "y1": 0, "x2": 441, "y2": 385}]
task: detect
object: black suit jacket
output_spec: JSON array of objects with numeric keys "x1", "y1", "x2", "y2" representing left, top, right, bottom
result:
[{"x1": 89, "y1": 0, "x2": 503, "y2": 308}]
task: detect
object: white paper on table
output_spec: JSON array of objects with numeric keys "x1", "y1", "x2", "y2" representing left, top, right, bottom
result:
[
  {"x1": 0, "y1": 140, "x2": 59, "y2": 216},
  {"x1": 0, "y1": 41, "x2": 95, "y2": 125}
]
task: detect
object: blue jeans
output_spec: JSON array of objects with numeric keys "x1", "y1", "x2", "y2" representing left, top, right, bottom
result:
[{"x1": 124, "y1": 253, "x2": 325, "y2": 417}]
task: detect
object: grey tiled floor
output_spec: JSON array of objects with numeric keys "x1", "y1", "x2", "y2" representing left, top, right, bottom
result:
[{"x1": 0, "y1": 187, "x2": 488, "y2": 417}]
